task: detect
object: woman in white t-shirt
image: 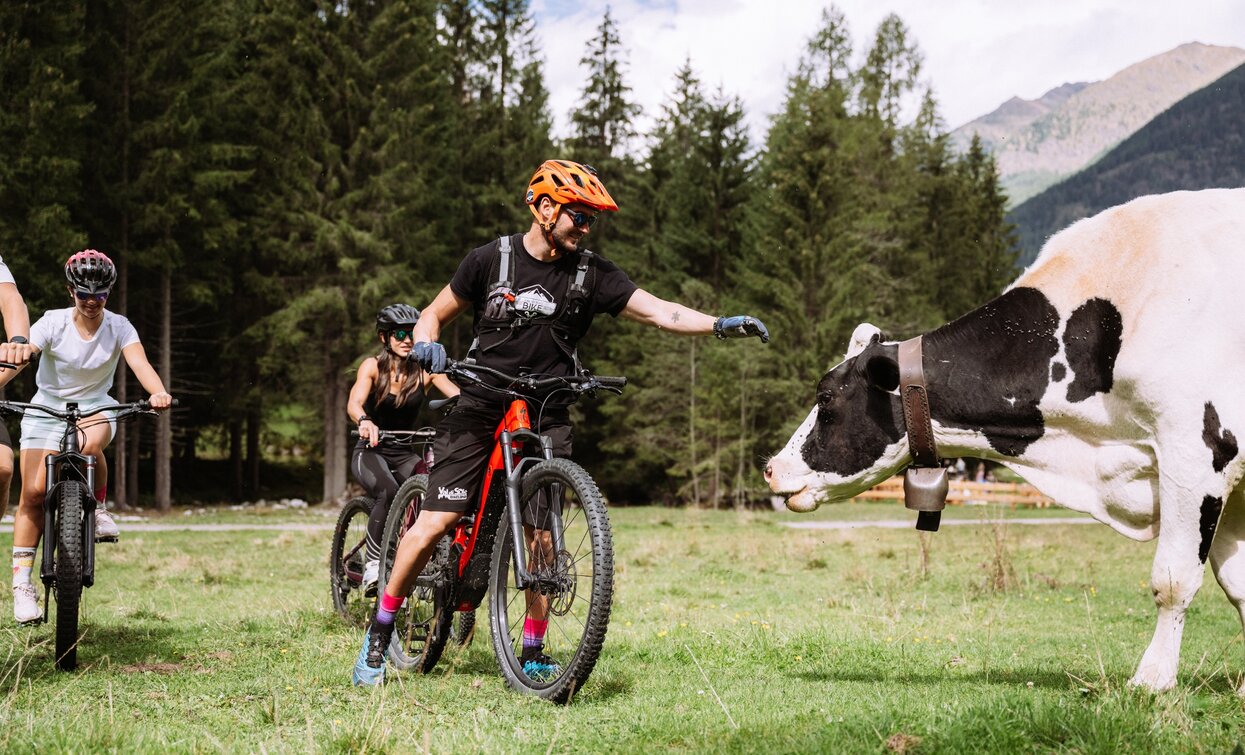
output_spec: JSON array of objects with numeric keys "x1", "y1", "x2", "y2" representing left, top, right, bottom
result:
[{"x1": 0, "y1": 250, "x2": 172, "y2": 624}]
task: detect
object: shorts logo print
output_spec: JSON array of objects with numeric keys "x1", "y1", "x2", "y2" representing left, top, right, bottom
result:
[{"x1": 438, "y1": 486, "x2": 469, "y2": 501}]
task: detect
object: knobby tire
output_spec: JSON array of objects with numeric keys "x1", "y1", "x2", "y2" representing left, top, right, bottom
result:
[
  {"x1": 488, "y1": 458, "x2": 613, "y2": 703},
  {"x1": 380, "y1": 475, "x2": 451, "y2": 673},
  {"x1": 54, "y1": 481, "x2": 87, "y2": 671},
  {"x1": 329, "y1": 496, "x2": 373, "y2": 624}
]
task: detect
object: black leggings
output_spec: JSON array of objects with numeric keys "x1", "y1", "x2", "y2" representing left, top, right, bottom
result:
[{"x1": 350, "y1": 444, "x2": 421, "y2": 563}]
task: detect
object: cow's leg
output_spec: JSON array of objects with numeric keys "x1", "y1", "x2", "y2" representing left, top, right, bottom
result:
[
  {"x1": 1208, "y1": 487, "x2": 1245, "y2": 695},
  {"x1": 1130, "y1": 489, "x2": 1211, "y2": 692}
]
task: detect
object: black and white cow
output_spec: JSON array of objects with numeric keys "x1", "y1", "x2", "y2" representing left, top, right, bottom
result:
[{"x1": 765, "y1": 188, "x2": 1245, "y2": 694}]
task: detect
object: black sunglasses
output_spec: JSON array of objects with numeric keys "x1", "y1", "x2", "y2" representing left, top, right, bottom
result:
[
  {"x1": 74, "y1": 289, "x2": 109, "y2": 302},
  {"x1": 563, "y1": 208, "x2": 598, "y2": 229},
  {"x1": 389, "y1": 328, "x2": 415, "y2": 342}
]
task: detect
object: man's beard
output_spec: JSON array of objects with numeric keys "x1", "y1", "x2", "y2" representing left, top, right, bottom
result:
[{"x1": 550, "y1": 224, "x2": 581, "y2": 255}]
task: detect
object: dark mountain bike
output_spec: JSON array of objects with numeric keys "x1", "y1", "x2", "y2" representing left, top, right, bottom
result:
[
  {"x1": 381, "y1": 360, "x2": 625, "y2": 703},
  {"x1": 0, "y1": 397, "x2": 171, "y2": 671},
  {"x1": 330, "y1": 428, "x2": 435, "y2": 625}
]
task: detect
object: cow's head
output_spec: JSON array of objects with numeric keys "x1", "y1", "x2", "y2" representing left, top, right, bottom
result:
[{"x1": 765, "y1": 323, "x2": 911, "y2": 511}]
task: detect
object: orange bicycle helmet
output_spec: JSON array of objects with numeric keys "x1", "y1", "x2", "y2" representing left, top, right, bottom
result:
[{"x1": 525, "y1": 160, "x2": 619, "y2": 230}]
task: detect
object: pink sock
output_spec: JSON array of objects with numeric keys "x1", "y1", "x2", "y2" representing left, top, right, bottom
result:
[
  {"x1": 523, "y1": 618, "x2": 548, "y2": 649},
  {"x1": 376, "y1": 592, "x2": 403, "y2": 625},
  {"x1": 94, "y1": 487, "x2": 106, "y2": 506}
]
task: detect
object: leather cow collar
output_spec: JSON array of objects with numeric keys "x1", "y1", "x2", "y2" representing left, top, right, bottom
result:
[{"x1": 897, "y1": 336, "x2": 949, "y2": 532}]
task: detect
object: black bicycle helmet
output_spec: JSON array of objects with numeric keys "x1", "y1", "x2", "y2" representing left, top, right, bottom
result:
[
  {"x1": 65, "y1": 249, "x2": 118, "y2": 293},
  {"x1": 376, "y1": 303, "x2": 420, "y2": 333}
]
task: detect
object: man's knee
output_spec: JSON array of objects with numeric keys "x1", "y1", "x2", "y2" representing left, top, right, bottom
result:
[{"x1": 415, "y1": 509, "x2": 461, "y2": 539}]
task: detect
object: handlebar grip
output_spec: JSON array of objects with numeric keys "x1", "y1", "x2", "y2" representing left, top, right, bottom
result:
[{"x1": 595, "y1": 376, "x2": 627, "y2": 389}]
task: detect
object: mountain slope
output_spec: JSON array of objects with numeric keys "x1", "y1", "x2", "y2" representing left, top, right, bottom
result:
[
  {"x1": 952, "y1": 43, "x2": 1245, "y2": 205},
  {"x1": 1008, "y1": 61, "x2": 1245, "y2": 266}
]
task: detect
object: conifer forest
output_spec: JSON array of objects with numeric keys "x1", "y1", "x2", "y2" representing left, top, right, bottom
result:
[{"x1": 0, "y1": 2, "x2": 1018, "y2": 508}]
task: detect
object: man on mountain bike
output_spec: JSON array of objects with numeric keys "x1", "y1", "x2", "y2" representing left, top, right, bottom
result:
[
  {"x1": 0, "y1": 256, "x2": 36, "y2": 522},
  {"x1": 353, "y1": 159, "x2": 769, "y2": 686}
]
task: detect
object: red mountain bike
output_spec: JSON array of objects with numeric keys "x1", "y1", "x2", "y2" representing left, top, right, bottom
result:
[{"x1": 381, "y1": 360, "x2": 625, "y2": 703}]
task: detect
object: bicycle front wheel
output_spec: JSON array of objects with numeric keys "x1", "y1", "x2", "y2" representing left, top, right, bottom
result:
[
  {"x1": 329, "y1": 497, "x2": 373, "y2": 625},
  {"x1": 488, "y1": 458, "x2": 613, "y2": 703},
  {"x1": 54, "y1": 481, "x2": 87, "y2": 671}
]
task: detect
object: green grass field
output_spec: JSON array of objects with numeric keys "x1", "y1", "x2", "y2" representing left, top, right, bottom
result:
[{"x1": 0, "y1": 504, "x2": 1243, "y2": 753}]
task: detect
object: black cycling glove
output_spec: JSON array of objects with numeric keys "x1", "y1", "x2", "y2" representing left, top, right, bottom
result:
[
  {"x1": 411, "y1": 341, "x2": 447, "y2": 373},
  {"x1": 714, "y1": 315, "x2": 770, "y2": 343}
]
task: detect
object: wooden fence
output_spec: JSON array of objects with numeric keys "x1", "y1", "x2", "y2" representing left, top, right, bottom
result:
[{"x1": 850, "y1": 476, "x2": 1055, "y2": 508}]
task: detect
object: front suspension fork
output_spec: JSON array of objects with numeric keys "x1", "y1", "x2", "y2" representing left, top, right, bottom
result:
[{"x1": 501, "y1": 431, "x2": 565, "y2": 590}]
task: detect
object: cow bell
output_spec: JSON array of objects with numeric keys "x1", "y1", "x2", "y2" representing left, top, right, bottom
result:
[{"x1": 903, "y1": 466, "x2": 948, "y2": 532}]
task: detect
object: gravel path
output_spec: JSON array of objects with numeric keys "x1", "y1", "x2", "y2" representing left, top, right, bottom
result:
[{"x1": 782, "y1": 517, "x2": 1096, "y2": 530}]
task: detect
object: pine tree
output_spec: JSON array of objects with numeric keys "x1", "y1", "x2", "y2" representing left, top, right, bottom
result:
[
  {"x1": 0, "y1": 0, "x2": 90, "y2": 304},
  {"x1": 565, "y1": 6, "x2": 642, "y2": 260}
]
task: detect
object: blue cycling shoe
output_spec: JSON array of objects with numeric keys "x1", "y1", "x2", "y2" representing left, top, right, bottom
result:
[
  {"x1": 351, "y1": 622, "x2": 392, "y2": 687},
  {"x1": 520, "y1": 645, "x2": 561, "y2": 681}
]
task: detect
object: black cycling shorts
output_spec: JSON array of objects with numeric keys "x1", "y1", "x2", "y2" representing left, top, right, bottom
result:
[
  {"x1": 423, "y1": 397, "x2": 572, "y2": 516},
  {"x1": 0, "y1": 421, "x2": 11, "y2": 450}
]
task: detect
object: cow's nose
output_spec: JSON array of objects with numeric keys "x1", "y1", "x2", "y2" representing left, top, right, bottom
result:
[{"x1": 764, "y1": 463, "x2": 773, "y2": 482}]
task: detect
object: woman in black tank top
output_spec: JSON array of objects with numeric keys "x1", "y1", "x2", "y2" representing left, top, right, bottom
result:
[{"x1": 346, "y1": 304, "x2": 458, "y2": 592}]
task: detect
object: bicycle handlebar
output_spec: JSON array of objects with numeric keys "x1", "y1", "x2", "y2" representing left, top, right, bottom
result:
[
  {"x1": 349, "y1": 428, "x2": 436, "y2": 441},
  {"x1": 0, "y1": 398, "x2": 179, "y2": 423},
  {"x1": 445, "y1": 360, "x2": 626, "y2": 397}
]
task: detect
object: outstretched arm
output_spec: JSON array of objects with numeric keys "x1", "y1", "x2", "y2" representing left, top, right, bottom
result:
[
  {"x1": 619, "y1": 289, "x2": 717, "y2": 335},
  {"x1": 620, "y1": 289, "x2": 769, "y2": 342},
  {"x1": 121, "y1": 342, "x2": 173, "y2": 409}
]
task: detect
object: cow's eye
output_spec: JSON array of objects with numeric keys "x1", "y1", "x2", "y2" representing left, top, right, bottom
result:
[{"x1": 817, "y1": 390, "x2": 833, "y2": 405}]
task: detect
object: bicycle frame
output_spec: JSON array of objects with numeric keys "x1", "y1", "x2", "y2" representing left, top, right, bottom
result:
[{"x1": 448, "y1": 398, "x2": 560, "y2": 612}]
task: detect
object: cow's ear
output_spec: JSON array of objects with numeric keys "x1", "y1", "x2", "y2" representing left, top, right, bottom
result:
[
  {"x1": 863, "y1": 349, "x2": 900, "y2": 392},
  {"x1": 847, "y1": 323, "x2": 882, "y2": 359}
]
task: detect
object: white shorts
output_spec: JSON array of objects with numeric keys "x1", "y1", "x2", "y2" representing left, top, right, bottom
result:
[{"x1": 19, "y1": 401, "x2": 117, "y2": 453}]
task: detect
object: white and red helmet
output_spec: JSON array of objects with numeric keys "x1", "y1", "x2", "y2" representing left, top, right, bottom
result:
[{"x1": 65, "y1": 249, "x2": 117, "y2": 293}]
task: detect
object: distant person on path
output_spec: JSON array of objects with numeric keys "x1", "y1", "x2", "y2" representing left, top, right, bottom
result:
[
  {"x1": 352, "y1": 159, "x2": 770, "y2": 686},
  {"x1": 0, "y1": 250, "x2": 172, "y2": 624},
  {"x1": 346, "y1": 303, "x2": 458, "y2": 594}
]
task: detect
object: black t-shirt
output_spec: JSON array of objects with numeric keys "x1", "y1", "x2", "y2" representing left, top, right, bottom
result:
[{"x1": 450, "y1": 234, "x2": 637, "y2": 403}]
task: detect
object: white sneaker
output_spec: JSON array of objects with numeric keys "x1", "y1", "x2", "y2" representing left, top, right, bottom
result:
[
  {"x1": 362, "y1": 560, "x2": 380, "y2": 595},
  {"x1": 13, "y1": 583, "x2": 41, "y2": 624},
  {"x1": 94, "y1": 508, "x2": 119, "y2": 542}
]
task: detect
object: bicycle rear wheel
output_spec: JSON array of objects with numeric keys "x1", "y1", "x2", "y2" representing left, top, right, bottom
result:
[
  {"x1": 54, "y1": 481, "x2": 87, "y2": 671},
  {"x1": 384, "y1": 534, "x2": 453, "y2": 673},
  {"x1": 488, "y1": 458, "x2": 613, "y2": 703},
  {"x1": 329, "y1": 497, "x2": 373, "y2": 625},
  {"x1": 380, "y1": 475, "x2": 475, "y2": 662}
]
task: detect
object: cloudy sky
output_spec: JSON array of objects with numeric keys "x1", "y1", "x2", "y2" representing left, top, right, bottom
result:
[{"x1": 531, "y1": 0, "x2": 1245, "y2": 144}]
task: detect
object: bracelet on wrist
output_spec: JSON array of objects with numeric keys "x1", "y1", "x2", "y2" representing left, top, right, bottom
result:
[{"x1": 357, "y1": 415, "x2": 370, "y2": 425}]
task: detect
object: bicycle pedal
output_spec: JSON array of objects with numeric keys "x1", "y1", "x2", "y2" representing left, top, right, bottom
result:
[{"x1": 94, "y1": 535, "x2": 119, "y2": 543}]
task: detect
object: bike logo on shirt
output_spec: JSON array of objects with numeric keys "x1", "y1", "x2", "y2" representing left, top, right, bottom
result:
[{"x1": 513, "y1": 285, "x2": 556, "y2": 318}]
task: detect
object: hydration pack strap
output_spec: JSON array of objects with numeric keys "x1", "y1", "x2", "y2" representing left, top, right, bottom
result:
[{"x1": 496, "y1": 234, "x2": 512, "y2": 290}]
